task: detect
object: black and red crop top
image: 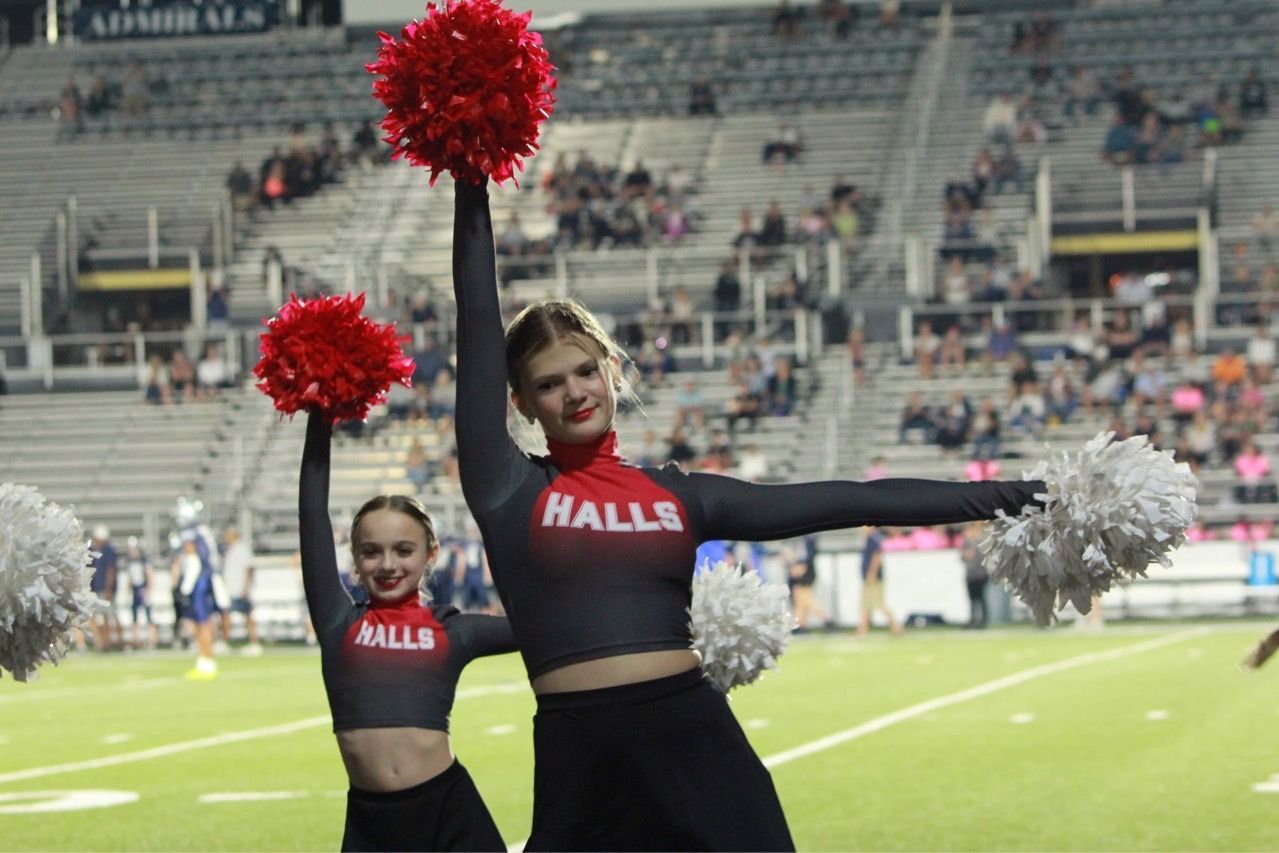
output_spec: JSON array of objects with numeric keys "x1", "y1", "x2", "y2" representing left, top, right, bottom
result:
[
  {"x1": 451, "y1": 180, "x2": 1044, "y2": 680},
  {"x1": 299, "y1": 413, "x2": 517, "y2": 732}
]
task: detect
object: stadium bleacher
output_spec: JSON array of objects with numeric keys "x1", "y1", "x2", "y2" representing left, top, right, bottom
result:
[{"x1": 2, "y1": 0, "x2": 1278, "y2": 627}]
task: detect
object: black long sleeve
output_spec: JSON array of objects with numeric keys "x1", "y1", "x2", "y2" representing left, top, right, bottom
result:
[
  {"x1": 689, "y1": 473, "x2": 1045, "y2": 541},
  {"x1": 452, "y1": 180, "x2": 529, "y2": 514},
  {"x1": 298, "y1": 411, "x2": 352, "y2": 635}
]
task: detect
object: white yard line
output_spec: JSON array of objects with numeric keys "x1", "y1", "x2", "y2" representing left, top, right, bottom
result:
[
  {"x1": 762, "y1": 627, "x2": 1209, "y2": 769},
  {"x1": 0, "y1": 681, "x2": 527, "y2": 786}
]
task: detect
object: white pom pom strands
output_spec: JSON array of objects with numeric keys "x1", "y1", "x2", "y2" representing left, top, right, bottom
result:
[
  {"x1": 689, "y1": 561, "x2": 795, "y2": 693},
  {"x1": 0, "y1": 483, "x2": 99, "y2": 682},
  {"x1": 978, "y1": 432, "x2": 1198, "y2": 627}
]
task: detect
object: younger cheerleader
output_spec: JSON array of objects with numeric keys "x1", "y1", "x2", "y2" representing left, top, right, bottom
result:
[{"x1": 299, "y1": 410, "x2": 517, "y2": 851}]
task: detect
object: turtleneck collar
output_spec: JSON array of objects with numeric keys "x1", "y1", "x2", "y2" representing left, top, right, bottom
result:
[
  {"x1": 368, "y1": 591, "x2": 425, "y2": 611},
  {"x1": 546, "y1": 430, "x2": 623, "y2": 470}
]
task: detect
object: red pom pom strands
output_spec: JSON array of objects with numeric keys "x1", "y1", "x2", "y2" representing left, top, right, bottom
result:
[
  {"x1": 367, "y1": 0, "x2": 557, "y2": 186},
  {"x1": 254, "y1": 293, "x2": 415, "y2": 424}
]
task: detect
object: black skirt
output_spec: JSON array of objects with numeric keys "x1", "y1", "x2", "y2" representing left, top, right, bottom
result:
[
  {"x1": 526, "y1": 667, "x2": 795, "y2": 852},
  {"x1": 341, "y1": 759, "x2": 505, "y2": 852}
]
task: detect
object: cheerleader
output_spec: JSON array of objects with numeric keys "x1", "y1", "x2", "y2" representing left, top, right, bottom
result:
[
  {"x1": 451, "y1": 179, "x2": 1045, "y2": 850},
  {"x1": 298, "y1": 411, "x2": 517, "y2": 851}
]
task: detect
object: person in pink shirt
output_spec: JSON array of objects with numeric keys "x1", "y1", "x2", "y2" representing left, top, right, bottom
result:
[{"x1": 1234, "y1": 438, "x2": 1276, "y2": 503}]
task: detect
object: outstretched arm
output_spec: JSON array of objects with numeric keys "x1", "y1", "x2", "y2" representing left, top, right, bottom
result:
[
  {"x1": 455, "y1": 613, "x2": 518, "y2": 660},
  {"x1": 298, "y1": 411, "x2": 352, "y2": 633},
  {"x1": 691, "y1": 473, "x2": 1045, "y2": 542},
  {"x1": 452, "y1": 180, "x2": 526, "y2": 513}
]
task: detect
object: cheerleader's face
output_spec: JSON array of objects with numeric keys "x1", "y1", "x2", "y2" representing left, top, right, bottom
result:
[
  {"x1": 353, "y1": 509, "x2": 438, "y2": 604},
  {"x1": 515, "y1": 337, "x2": 619, "y2": 445}
]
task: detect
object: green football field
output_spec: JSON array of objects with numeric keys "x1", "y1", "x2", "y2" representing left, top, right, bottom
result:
[{"x1": 2, "y1": 623, "x2": 1278, "y2": 851}]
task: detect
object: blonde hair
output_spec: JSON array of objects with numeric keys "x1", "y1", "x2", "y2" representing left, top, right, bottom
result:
[{"x1": 505, "y1": 299, "x2": 637, "y2": 405}]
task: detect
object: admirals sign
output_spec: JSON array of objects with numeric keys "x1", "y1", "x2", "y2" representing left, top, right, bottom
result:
[{"x1": 74, "y1": 0, "x2": 277, "y2": 41}]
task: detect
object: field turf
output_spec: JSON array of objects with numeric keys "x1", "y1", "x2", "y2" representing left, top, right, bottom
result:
[{"x1": 2, "y1": 623, "x2": 1276, "y2": 851}]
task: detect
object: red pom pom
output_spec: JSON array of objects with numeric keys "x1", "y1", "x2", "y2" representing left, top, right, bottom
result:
[
  {"x1": 253, "y1": 293, "x2": 415, "y2": 424},
  {"x1": 366, "y1": 0, "x2": 557, "y2": 186}
]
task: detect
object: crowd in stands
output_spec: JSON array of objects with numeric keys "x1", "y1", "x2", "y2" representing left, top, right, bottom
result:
[
  {"x1": 769, "y1": 0, "x2": 902, "y2": 41},
  {"x1": 537, "y1": 152, "x2": 701, "y2": 253},
  {"x1": 58, "y1": 61, "x2": 152, "y2": 130},
  {"x1": 898, "y1": 300, "x2": 1279, "y2": 511},
  {"x1": 225, "y1": 122, "x2": 379, "y2": 213},
  {"x1": 143, "y1": 340, "x2": 236, "y2": 405}
]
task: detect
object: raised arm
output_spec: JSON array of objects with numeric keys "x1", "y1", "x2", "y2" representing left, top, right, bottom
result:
[
  {"x1": 452, "y1": 179, "x2": 526, "y2": 512},
  {"x1": 298, "y1": 411, "x2": 352, "y2": 633},
  {"x1": 690, "y1": 473, "x2": 1045, "y2": 542}
]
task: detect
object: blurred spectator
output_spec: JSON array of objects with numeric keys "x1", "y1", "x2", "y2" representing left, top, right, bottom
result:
[
  {"x1": 226, "y1": 162, "x2": 255, "y2": 212},
  {"x1": 207, "y1": 283, "x2": 230, "y2": 329},
  {"x1": 1045, "y1": 363, "x2": 1078, "y2": 425},
  {"x1": 766, "y1": 356, "x2": 799, "y2": 416},
  {"x1": 688, "y1": 77, "x2": 718, "y2": 116},
  {"x1": 1007, "y1": 379, "x2": 1047, "y2": 437},
  {"x1": 878, "y1": 0, "x2": 900, "y2": 28},
  {"x1": 758, "y1": 201, "x2": 787, "y2": 247},
  {"x1": 406, "y1": 437, "x2": 432, "y2": 493},
  {"x1": 1234, "y1": 439, "x2": 1276, "y2": 504},
  {"x1": 634, "y1": 430, "x2": 664, "y2": 468},
  {"x1": 196, "y1": 342, "x2": 230, "y2": 398},
  {"x1": 725, "y1": 380, "x2": 763, "y2": 434},
  {"x1": 666, "y1": 427, "x2": 698, "y2": 466},
  {"x1": 865, "y1": 455, "x2": 888, "y2": 481},
  {"x1": 983, "y1": 93, "x2": 1018, "y2": 145},
  {"x1": 1105, "y1": 311, "x2": 1140, "y2": 361},
  {"x1": 934, "y1": 390, "x2": 972, "y2": 455},
  {"x1": 352, "y1": 120, "x2": 381, "y2": 165},
  {"x1": 1247, "y1": 322, "x2": 1276, "y2": 383},
  {"x1": 1063, "y1": 65, "x2": 1102, "y2": 120},
  {"x1": 144, "y1": 355, "x2": 172, "y2": 405},
  {"x1": 85, "y1": 73, "x2": 114, "y2": 117},
  {"x1": 819, "y1": 0, "x2": 856, "y2": 38},
  {"x1": 1102, "y1": 112, "x2": 1136, "y2": 165},
  {"x1": 970, "y1": 397, "x2": 1001, "y2": 460},
  {"x1": 771, "y1": 0, "x2": 804, "y2": 40},
  {"x1": 738, "y1": 443, "x2": 769, "y2": 481},
  {"x1": 984, "y1": 317, "x2": 1018, "y2": 364},
  {"x1": 899, "y1": 391, "x2": 934, "y2": 444},
  {"x1": 89, "y1": 526, "x2": 121, "y2": 651},
  {"x1": 1211, "y1": 348, "x2": 1247, "y2": 391},
  {"x1": 1129, "y1": 353, "x2": 1168, "y2": 414},
  {"x1": 965, "y1": 455, "x2": 1001, "y2": 482},
  {"x1": 121, "y1": 60, "x2": 149, "y2": 116},
  {"x1": 1240, "y1": 67, "x2": 1268, "y2": 119},
  {"x1": 1183, "y1": 410, "x2": 1216, "y2": 468},
  {"x1": 1253, "y1": 204, "x2": 1279, "y2": 255},
  {"x1": 913, "y1": 321, "x2": 940, "y2": 379},
  {"x1": 430, "y1": 369, "x2": 457, "y2": 420},
  {"x1": 829, "y1": 198, "x2": 860, "y2": 251},
  {"x1": 848, "y1": 327, "x2": 867, "y2": 387},
  {"x1": 762, "y1": 124, "x2": 802, "y2": 166},
  {"x1": 170, "y1": 349, "x2": 196, "y2": 402},
  {"x1": 59, "y1": 76, "x2": 82, "y2": 130},
  {"x1": 938, "y1": 325, "x2": 967, "y2": 375},
  {"x1": 991, "y1": 145, "x2": 1026, "y2": 195},
  {"x1": 939, "y1": 257, "x2": 972, "y2": 305},
  {"x1": 675, "y1": 379, "x2": 706, "y2": 432}
]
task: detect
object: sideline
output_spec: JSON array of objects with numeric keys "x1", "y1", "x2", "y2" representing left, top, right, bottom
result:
[{"x1": 0, "y1": 681, "x2": 528, "y2": 786}]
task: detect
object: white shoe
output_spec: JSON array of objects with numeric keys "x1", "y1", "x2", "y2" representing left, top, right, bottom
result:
[
  {"x1": 213, "y1": 640, "x2": 230, "y2": 655},
  {"x1": 241, "y1": 643, "x2": 264, "y2": 657}
]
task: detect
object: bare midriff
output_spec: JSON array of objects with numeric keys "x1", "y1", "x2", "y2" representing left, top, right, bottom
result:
[
  {"x1": 337, "y1": 727, "x2": 454, "y2": 792},
  {"x1": 531, "y1": 648, "x2": 701, "y2": 694}
]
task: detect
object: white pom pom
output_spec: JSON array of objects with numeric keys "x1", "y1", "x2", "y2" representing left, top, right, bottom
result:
[
  {"x1": 979, "y1": 432, "x2": 1198, "y2": 626},
  {"x1": 0, "y1": 483, "x2": 100, "y2": 682},
  {"x1": 689, "y1": 560, "x2": 795, "y2": 693}
]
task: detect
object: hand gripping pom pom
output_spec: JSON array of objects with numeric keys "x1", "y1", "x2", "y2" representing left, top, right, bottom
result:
[
  {"x1": 0, "y1": 483, "x2": 100, "y2": 682},
  {"x1": 253, "y1": 293, "x2": 415, "y2": 424},
  {"x1": 979, "y1": 431, "x2": 1198, "y2": 626},
  {"x1": 366, "y1": 0, "x2": 557, "y2": 186},
  {"x1": 689, "y1": 561, "x2": 795, "y2": 693}
]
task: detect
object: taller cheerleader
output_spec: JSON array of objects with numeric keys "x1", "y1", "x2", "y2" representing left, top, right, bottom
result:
[{"x1": 451, "y1": 177, "x2": 1045, "y2": 850}]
